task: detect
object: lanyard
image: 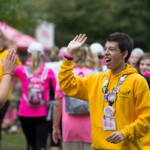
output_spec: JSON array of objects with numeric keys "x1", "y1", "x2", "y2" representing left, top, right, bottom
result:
[
  {"x1": 102, "y1": 74, "x2": 127, "y2": 130},
  {"x1": 102, "y1": 74, "x2": 127, "y2": 106}
]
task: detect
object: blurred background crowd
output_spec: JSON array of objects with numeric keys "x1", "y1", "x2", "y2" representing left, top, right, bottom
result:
[{"x1": 0, "y1": 0, "x2": 150, "y2": 150}]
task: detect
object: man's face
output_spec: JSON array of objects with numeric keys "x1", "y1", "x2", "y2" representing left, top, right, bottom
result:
[{"x1": 104, "y1": 41, "x2": 126, "y2": 73}]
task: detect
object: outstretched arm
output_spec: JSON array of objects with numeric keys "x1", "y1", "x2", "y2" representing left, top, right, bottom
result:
[
  {"x1": 59, "y1": 34, "x2": 89, "y2": 100},
  {"x1": 0, "y1": 48, "x2": 16, "y2": 108}
]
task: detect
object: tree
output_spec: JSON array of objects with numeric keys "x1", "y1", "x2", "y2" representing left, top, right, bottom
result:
[
  {"x1": 1, "y1": 0, "x2": 150, "y2": 51},
  {"x1": 46, "y1": 0, "x2": 150, "y2": 51}
]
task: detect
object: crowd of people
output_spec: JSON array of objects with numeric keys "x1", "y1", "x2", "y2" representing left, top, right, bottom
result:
[{"x1": 0, "y1": 28, "x2": 150, "y2": 150}]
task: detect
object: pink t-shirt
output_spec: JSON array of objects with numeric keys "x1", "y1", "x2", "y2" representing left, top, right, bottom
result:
[
  {"x1": 55, "y1": 67, "x2": 98, "y2": 143},
  {"x1": 13, "y1": 64, "x2": 56, "y2": 117}
]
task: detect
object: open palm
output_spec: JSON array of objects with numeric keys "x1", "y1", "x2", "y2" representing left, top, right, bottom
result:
[
  {"x1": 2, "y1": 48, "x2": 16, "y2": 74},
  {"x1": 67, "y1": 34, "x2": 87, "y2": 55}
]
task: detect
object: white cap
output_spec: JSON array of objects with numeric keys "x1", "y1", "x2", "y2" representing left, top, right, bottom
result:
[
  {"x1": 132, "y1": 48, "x2": 144, "y2": 55},
  {"x1": 90, "y1": 42, "x2": 104, "y2": 56},
  {"x1": 27, "y1": 42, "x2": 44, "y2": 55}
]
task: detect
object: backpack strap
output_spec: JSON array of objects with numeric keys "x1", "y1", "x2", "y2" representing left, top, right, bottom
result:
[
  {"x1": 41, "y1": 67, "x2": 48, "y2": 80},
  {"x1": 25, "y1": 66, "x2": 48, "y2": 80},
  {"x1": 25, "y1": 66, "x2": 33, "y2": 78}
]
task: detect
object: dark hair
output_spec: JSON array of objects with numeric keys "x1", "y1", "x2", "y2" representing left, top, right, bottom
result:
[
  {"x1": 136, "y1": 53, "x2": 150, "y2": 73},
  {"x1": 106, "y1": 32, "x2": 134, "y2": 62}
]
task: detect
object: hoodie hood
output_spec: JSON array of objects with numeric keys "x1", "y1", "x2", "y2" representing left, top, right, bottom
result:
[{"x1": 107, "y1": 64, "x2": 138, "y2": 78}]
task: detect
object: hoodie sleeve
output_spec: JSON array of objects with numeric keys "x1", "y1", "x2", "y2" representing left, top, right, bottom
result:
[
  {"x1": 58, "y1": 59, "x2": 89, "y2": 100},
  {"x1": 121, "y1": 77, "x2": 150, "y2": 140}
]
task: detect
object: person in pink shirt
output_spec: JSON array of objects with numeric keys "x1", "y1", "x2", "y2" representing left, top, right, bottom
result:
[
  {"x1": 2, "y1": 101, "x2": 18, "y2": 133},
  {"x1": 13, "y1": 42, "x2": 56, "y2": 150},
  {"x1": 52, "y1": 45, "x2": 99, "y2": 150}
]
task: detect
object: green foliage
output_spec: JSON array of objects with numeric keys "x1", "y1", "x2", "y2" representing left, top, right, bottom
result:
[
  {"x1": 0, "y1": 0, "x2": 150, "y2": 51},
  {"x1": 0, "y1": 0, "x2": 39, "y2": 36}
]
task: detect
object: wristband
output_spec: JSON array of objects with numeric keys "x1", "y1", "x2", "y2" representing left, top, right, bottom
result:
[
  {"x1": 64, "y1": 53, "x2": 74, "y2": 60},
  {"x1": 3, "y1": 73, "x2": 12, "y2": 77},
  {"x1": 52, "y1": 126, "x2": 59, "y2": 130}
]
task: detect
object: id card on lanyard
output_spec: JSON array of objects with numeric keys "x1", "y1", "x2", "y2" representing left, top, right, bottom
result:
[
  {"x1": 102, "y1": 74, "x2": 127, "y2": 131},
  {"x1": 102, "y1": 106, "x2": 116, "y2": 130},
  {"x1": 102, "y1": 118, "x2": 116, "y2": 130}
]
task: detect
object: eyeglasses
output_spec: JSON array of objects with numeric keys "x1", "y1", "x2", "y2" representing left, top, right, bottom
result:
[{"x1": 98, "y1": 54, "x2": 103, "y2": 59}]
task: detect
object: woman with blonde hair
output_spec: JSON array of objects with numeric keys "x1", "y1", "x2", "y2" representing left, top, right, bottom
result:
[
  {"x1": 73, "y1": 45, "x2": 95, "y2": 68},
  {"x1": 90, "y1": 42, "x2": 107, "y2": 72},
  {"x1": 52, "y1": 45, "x2": 98, "y2": 150},
  {"x1": 13, "y1": 42, "x2": 57, "y2": 150},
  {"x1": 45, "y1": 46, "x2": 67, "y2": 82}
]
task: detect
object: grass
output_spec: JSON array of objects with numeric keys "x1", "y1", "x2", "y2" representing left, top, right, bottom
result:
[
  {"x1": 1, "y1": 128, "x2": 55, "y2": 150},
  {"x1": 1, "y1": 128, "x2": 26, "y2": 150}
]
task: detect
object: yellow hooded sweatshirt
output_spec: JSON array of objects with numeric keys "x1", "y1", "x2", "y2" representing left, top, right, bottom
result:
[
  {"x1": 59, "y1": 59, "x2": 150, "y2": 150},
  {"x1": 143, "y1": 132, "x2": 150, "y2": 150}
]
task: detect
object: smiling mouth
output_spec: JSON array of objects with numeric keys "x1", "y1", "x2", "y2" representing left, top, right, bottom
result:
[{"x1": 105, "y1": 58, "x2": 111, "y2": 64}]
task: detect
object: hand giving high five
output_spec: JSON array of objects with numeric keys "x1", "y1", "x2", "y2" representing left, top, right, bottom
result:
[{"x1": 2, "y1": 48, "x2": 17, "y2": 75}]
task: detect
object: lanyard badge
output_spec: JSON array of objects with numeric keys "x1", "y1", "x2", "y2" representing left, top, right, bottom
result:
[
  {"x1": 104, "y1": 106, "x2": 114, "y2": 117},
  {"x1": 102, "y1": 106, "x2": 116, "y2": 130},
  {"x1": 102, "y1": 74, "x2": 127, "y2": 131},
  {"x1": 102, "y1": 117, "x2": 116, "y2": 130}
]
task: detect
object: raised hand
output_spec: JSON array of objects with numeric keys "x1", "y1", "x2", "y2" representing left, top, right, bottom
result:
[
  {"x1": 106, "y1": 131, "x2": 125, "y2": 144},
  {"x1": 2, "y1": 48, "x2": 17, "y2": 75},
  {"x1": 0, "y1": 48, "x2": 17, "y2": 108},
  {"x1": 67, "y1": 34, "x2": 87, "y2": 55}
]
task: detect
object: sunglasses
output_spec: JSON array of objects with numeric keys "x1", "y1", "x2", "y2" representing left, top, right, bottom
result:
[{"x1": 98, "y1": 54, "x2": 103, "y2": 59}]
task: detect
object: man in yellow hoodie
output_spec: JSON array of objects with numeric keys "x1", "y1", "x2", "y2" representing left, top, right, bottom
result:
[
  {"x1": 0, "y1": 29, "x2": 22, "y2": 149},
  {"x1": 57, "y1": 33, "x2": 150, "y2": 150}
]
